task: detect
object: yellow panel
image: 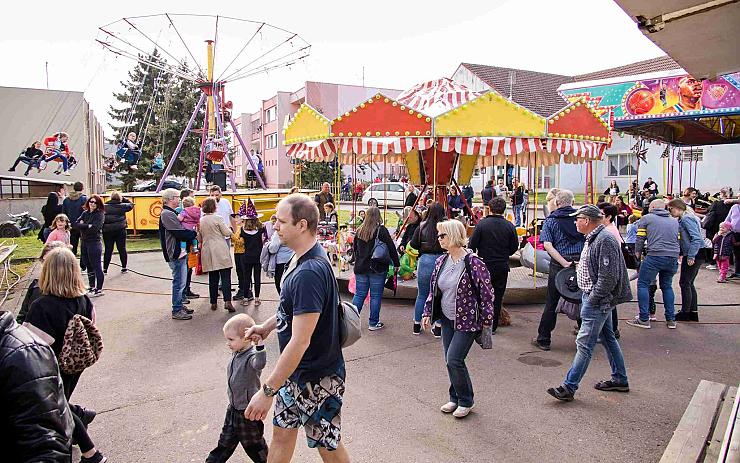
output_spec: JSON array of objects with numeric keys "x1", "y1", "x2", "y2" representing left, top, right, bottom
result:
[
  {"x1": 435, "y1": 93, "x2": 546, "y2": 137},
  {"x1": 404, "y1": 150, "x2": 422, "y2": 185},
  {"x1": 283, "y1": 104, "x2": 331, "y2": 145},
  {"x1": 457, "y1": 154, "x2": 478, "y2": 185}
]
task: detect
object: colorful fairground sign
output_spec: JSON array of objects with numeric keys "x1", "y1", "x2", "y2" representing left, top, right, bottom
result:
[{"x1": 558, "y1": 70, "x2": 740, "y2": 122}]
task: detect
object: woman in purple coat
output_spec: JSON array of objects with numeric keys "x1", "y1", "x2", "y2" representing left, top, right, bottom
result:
[{"x1": 422, "y1": 220, "x2": 494, "y2": 419}]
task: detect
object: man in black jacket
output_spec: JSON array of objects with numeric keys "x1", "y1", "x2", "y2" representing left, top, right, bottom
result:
[
  {"x1": 63, "y1": 182, "x2": 87, "y2": 259},
  {"x1": 469, "y1": 197, "x2": 519, "y2": 332},
  {"x1": 159, "y1": 188, "x2": 197, "y2": 321},
  {"x1": 403, "y1": 184, "x2": 418, "y2": 208},
  {"x1": 0, "y1": 311, "x2": 73, "y2": 461}
]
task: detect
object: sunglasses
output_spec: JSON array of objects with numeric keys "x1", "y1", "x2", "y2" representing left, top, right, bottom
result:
[{"x1": 437, "y1": 233, "x2": 447, "y2": 240}]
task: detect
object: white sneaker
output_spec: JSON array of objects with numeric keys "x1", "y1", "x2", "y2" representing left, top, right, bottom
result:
[
  {"x1": 453, "y1": 405, "x2": 474, "y2": 418},
  {"x1": 705, "y1": 264, "x2": 717, "y2": 270},
  {"x1": 649, "y1": 315, "x2": 657, "y2": 321},
  {"x1": 440, "y1": 402, "x2": 457, "y2": 413},
  {"x1": 62, "y1": 171, "x2": 71, "y2": 176}
]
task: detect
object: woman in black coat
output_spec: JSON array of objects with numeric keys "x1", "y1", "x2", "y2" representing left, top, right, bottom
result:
[
  {"x1": 39, "y1": 192, "x2": 63, "y2": 242},
  {"x1": 102, "y1": 191, "x2": 133, "y2": 273},
  {"x1": 72, "y1": 196, "x2": 105, "y2": 296}
]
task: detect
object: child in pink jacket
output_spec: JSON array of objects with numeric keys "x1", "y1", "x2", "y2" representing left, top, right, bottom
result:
[
  {"x1": 178, "y1": 197, "x2": 201, "y2": 231},
  {"x1": 45, "y1": 214, "x2": 71, "y2": 245}
]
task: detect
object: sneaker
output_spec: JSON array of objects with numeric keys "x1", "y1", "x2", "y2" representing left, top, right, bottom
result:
[
  {"x1": 172, "y1": 311, "x2": 192, "y2": 320},
  {"x1": 80, "y1": 450, "x2": 107, "y2": 463},
  {"x1": 246, "y1": 295, "x2": 255, "y2": 302},
  {"x1": 626, "y1": 317, "x2": 651, "y2": 329},
  {"x1": 62, "y1": 171, "x2": 71, "y2": 176},
  {"x1": 531, "y1": 337, "x2": 551, "y2": 351},
  {"x1": 594, "y1": 380, "x2": 629, "y2": 392},
  {"x1": 453, "y1": 405, "x2": 474, "y2": 418},
  {"x1": 103, "y1": 268, "x2": 108, "y2": 275},
  {"x1": 90, "y1": 289, "x2": 103, "y2": 297},
  {"x1": 186, "y1": 291, "x2": 200, "y2": 299},
  {"x1": 7, "y1": 167, "x2": 15, "y2": 172},
  {"x1": 129, "y1": 165, "x2": 138, "y2": 170},
  {"x1": 674, "y1": 312, "x2": 690, "y2": 321},
  {"x1": 233, "y1": 292, "x2": 244, "y2": 301},
  {"x1": 368, "y1": 322, "x2": 384, "y2": 331},
  {"x1": 431, "y1": 324, "x2": 442, "y2": 338},
  {"x1": 120, "y1": 267, "x2": 128, "y2": 273},
  {"x1": 440, "y1": 402, "x2": 457, "y2": 413},
  {"x1": 182, "y1": 298, "x2": 190, "y2": 305},
  {"x1": 649, "y1": 315, "x2": 657, "y2": 322},
  {"x1": 77, "y1": 407, "x2": 97, "y2": 427},
  {"x1": 210, "y1": 303, "x2": 218, "y2": 311},
  {"x1": 254, "y1": 298, "x2": 261, "y2": 306},
  {"x1": 413, "y1": 322, "x2": 422, "y2": 335},
  {"x1": 705, "y1": 264, "x2": 717, "y2": 270},
  {"x1": 224, "y1": 301, "x2": 236, "y2": 313},
  {"x1": 689, "y1": 312, "x2": 699, "y2": 322},
  {"x1": 728, "y1": 273, "x2": 740, "y2": 279},
  {"x1": 547, "y1": 385, "x2": 574, "y2": 402},
  {"x1": 666, "y1": 320, "x2": 677, "y2": 329},
  {"x1": 181, "y1": 307, "x2": 194, "y2": 315}
]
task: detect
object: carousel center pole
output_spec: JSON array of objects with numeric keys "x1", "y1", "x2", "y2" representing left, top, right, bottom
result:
[
  {"x1": 206, "y1": 40, "x2": 216, "y2": 137},
  {"x1": 533, "y1": 151, "x2": 539, "y2": 287}
]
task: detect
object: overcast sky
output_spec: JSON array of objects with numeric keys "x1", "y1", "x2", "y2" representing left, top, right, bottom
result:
[{"x1": 0, "y1": 0, "x2": 665, "y2": 135}]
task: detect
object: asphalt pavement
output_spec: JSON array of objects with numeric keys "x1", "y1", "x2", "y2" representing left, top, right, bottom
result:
[{"x1": 68, "y1": 252, "x2": 739, "y2": 462}]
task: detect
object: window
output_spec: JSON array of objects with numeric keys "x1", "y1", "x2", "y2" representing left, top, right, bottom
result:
[
  {"x1": 680, "y1": 148, "x2": 703, "y2": 162},
  {"x1": 0, "y1": 179, "x2": 30, "y2": 198},
  {"x1": 265, "y1": 133, "x2": 278, "y2": 149},
  {"x1": 606, "y1": 153, "x2": 637, "y2": 177},
  {"x1": 251, "y1": 119, "x2": 261, "y2": 134},
  {"x1": 389, "y1": 184, "x2": 404, "y2": 192},
  {"x1": 264, "y1": 106, "x2": 277, "y2": 123}
]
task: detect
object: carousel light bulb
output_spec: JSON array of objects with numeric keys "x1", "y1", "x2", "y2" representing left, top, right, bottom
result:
[
  {"x1": 425, "y1": 117, "x2": 431, "y2": 122},
  {"x1": 368, "y1": 99, "x2": 373, "y2": 104},
  {"x1": 385, "y1": 131, "x2": 390, "y2": 136},
  {"x1": 352, "y1": 108, "x2": 357, "y2": 112},
  {"x1": 416, "y1": 131, "x2": 421, "y2": 135},
  {"x1": 360, "y1": 103, "x2": 366, "y2": 109},
  {"x1": 375, "y1": 94, "x2": 381, "y2": 99},
  {"x1": 348, "y1": 132, "x2": 353, "y2": 136},
  {"x1": 375, "y1": 131, "x2": 381, "y2": 136},
  {"x1": 337, "y1": 116, "x2": 342, "y2": 121},
  {"x1": 366, "y1": 131, "x2": 371, "y2": 136},
  {"x1": 384, "y1": 98, "x2": 390, "y2": 103},
  {"x1": 394, "y1": 131, "x2": 400, "y2": 136},
  {"x1": 405, "y1": 131, "x2": 410, "y2": 136},
  {"x1": 400, "y1": 106, "x2": 406, "y2": 111},
  {"x1": 330, "y1": 132, "x2": 335, "y2": 137},
  {"x1": 409, "y1": 109, "x2": 415, "y2": 115},
  {"x1": 426, "y1": 131, "x2": 431, "y2": 135},
  {"x1": 392, "y1": 102, "x2": 398, "y2": 107},
  {"x1": 417, "y1": 113, "x2": 422, "y2": 118},
  {"x1": 338, "y1": 132, "x2": 344, "y2": 137}
]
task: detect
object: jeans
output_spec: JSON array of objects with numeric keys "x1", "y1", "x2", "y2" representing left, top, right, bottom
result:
[
  {"x1": 414, "y1": 253, "x2": 442, "y2": 323},
  {"x1": 513, "y1": 203, "x2": 525, "y2": 227},
  {"x1": 637, "y1": 255, "x2": 678, "y2": 322},
  {"x1": 563, "y1": 294, "x2": 628, "y2": 392},
  {"x1": 209, "y1": 268, "x2": 233, "y2": 303},
  {"x1": 537, "y1": 256, "x2": 580, "y2": 345},
  {"x1": 352, "y1": 271, "x2": 386, "y2": 327},
  {"x1": 440, "y1": 317, "x2": 477, "y2": 407},
  {"x1": 103, "y1": 228, "x2": 128, "y2": 271},
  {"x1": 80, "y1": 240, "x2": 104, "y2": 291},
  {"x1": 168, "y1": 257, "x2": 188, "y2": 314},
  {"x1": 45, "y1": 151, "x2": 69, "y2": 171},
  {"x1": 678, "y1": 255, "x2": 703, "y2": 314}
]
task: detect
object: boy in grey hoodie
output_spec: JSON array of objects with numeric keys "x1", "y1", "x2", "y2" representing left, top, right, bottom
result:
[
  {"x1": 629, "y1": 199, "x2": 680, "y2": 329},
  {"x1": 207, "y1": 314, "x2": 268, "y2": 463}
]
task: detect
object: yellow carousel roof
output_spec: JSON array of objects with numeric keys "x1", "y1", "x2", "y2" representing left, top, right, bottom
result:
[
  {"x1": 435, "y1": 91, "x2": 546, "y2": 137},
  {"x1": 283, "y1": 104, "x2": 331, "y2": 145}
]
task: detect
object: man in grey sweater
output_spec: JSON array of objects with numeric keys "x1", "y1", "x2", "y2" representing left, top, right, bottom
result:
[
  {"x1": 207, "y1": 314, "x2": 268, "y2": 463},
  {"x1": 627, "y1": 199, "x2": 680, "y2": 329},
  {"x1": 547, "y1": 205, "x2": 631, "y2": 402},
  {"x1": 159, "y1": 189, "x2": 197, "y2": 321}
]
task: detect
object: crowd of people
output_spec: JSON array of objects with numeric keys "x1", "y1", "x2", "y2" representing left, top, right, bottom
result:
[{"x1": 4, "y1": 174, "x2": 739, "y2": 462}]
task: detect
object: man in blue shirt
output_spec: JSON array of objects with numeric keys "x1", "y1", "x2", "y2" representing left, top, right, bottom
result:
[
  {"x1": 245, "y1": 194, "x2": 349, "y2": 462},
  {"x1": 533, "y1": 189, "x2": 585, "y2": 350}
]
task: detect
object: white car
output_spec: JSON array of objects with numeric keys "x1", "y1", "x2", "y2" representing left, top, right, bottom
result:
[{"x1": 361, "y1": 182, "x2": 410, "y2": 207}]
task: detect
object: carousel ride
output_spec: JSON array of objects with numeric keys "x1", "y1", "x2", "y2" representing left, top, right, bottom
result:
[
  {"x1": 283, "y1": 78, "x2": 613, "y2": 301},
  {"x1": 97, "y1": 14, "x2": 311, "y2": 193}
]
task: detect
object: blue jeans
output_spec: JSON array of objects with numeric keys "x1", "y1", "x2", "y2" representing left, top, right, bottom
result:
[
  {"x1": 637, "y1": 255, "x2": 678, "y2": 322},
  {"x1": 352, "y1": 272, "x2": 386, "y2": 327},
  {"x1": 45, "y1": 151, "x2": 69, "y2": 171},
  {"x1": 168, "y1": 257, "x2": 188, "y2": 314},
  {"x1": 414, "y1": 253, "x2": 442, "y2": 323},
  {"x1": 563, "y1": 294, "x2": 628, "y2": 392},
  {"x1": 440, "y1": 317, "x2": 477, "y2": 407},
  {"x1": 513, "y1": 203, "x2": 525, "y2": 227}
]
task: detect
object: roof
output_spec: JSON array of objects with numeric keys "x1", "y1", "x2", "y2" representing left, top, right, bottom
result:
[
  {"x1": 573, "y1": 55, "x2": 681, "y2": 81},
  {"x1": 459, "y1": 56, "x2": 682, "y2": 117},
  {"x1": 459, "y1": 63, "x2": 572, "y2": 117}
]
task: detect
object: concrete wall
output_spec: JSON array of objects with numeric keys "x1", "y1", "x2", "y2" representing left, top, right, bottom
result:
[
  {"x1": 0, "y1": 197, "x2": 47, "y2": 217},
  {"x1": 0, "y1": 86, "x2": 106, "y2": 193}
]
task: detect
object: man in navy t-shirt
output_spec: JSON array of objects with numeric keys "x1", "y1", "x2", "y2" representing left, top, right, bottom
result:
[{"x1": 245, "y1": 194, "x2": 349, "y2": 462}]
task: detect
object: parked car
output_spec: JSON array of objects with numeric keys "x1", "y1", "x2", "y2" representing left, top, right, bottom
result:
[
  {"x1": 361, "y1": 182, "x2": 408, "y2": 207},
  {"x1": 132, "y1": 179, "x2": 183, "y2": 192}
]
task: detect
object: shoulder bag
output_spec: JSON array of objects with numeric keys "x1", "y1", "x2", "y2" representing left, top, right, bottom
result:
[
  {"x1": 464, "y1": 254, "x2": 492, "y2": 350},
  {"x1": 371, "y1": 227, "x2": 391, "y2": 266}
]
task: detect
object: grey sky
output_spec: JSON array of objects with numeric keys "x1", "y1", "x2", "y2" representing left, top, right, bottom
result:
[{"x1": 0, "y1": 0, "x2": 664, "y2": 136}]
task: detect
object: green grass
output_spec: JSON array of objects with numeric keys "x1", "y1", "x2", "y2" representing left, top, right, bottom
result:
[{"x1": 1, "y1": 233, "x2": 161, "y2": 261}]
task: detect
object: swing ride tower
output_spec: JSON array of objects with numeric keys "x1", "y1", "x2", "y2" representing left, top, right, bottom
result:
[{"x1": 97, "y1": 14, "x2": 311, "y2": 193}]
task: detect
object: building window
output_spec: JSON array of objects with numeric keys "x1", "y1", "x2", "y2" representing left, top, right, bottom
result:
[
  {"x1": 251, "y1": 119, "x2": 261, "y2": 134},
  {"x1": 680, "y1": 148, "x2": 703, "y2": 162},
  {"x1": 264, "y1": 106, "x2": 277, "y2": 123},
  {"x1": 606, "y1": 153, "x2": 637, "y2": 177},
  {"x1": 265, "y1": 133, "x2": 278, "y2": 149},
  {"x1": 0, "y1": 179, "x2": 30, "y2": 199}
]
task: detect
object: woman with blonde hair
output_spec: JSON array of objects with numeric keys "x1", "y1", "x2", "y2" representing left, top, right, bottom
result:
[
  {"x1": 24, "y1": 247, "x2": 107, "y2": 463},
  {"x1": 422, "y1": 220, "x2": 494, "y2": 418},
  {"x1": 544, "y1": 188, "x2": 560, "y2": 218},
  {"x1": 351, "y1": 206, "x2": 399, "y2": 330},
  {"x1": 199, "y1": 197, "x2": 235, "y2": 312}
]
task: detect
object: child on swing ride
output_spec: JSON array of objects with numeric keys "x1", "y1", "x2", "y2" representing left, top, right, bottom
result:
[
  {"x1": 148, "y1": 152, "x2": 164, "y2": 175},
  {"x1": 8, "y1": 141, "x2": 44, "y2": 176},
  {"x1": 118, "y1": 132, "x2": 141, "y2": 170},
  {"x1": 42, "y1": 132, "x2": 73, "y2": 176}
]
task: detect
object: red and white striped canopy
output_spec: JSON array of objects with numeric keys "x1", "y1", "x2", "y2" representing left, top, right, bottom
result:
[
  {"x1": 544, "y1": 138, "x2": 606, "y2": 160},
  {"x1": 286, "y1": 140, "x2": 336, "y2": 162},
  {"x1": 437, "y1": 137, "x2": 543, "y2": 156},
  {"x1": 396, "y1": 78, "x2": 481, "y2": 117},
  {"x1": 334, "y1": 137, "x2": 433, "y2": 155}
]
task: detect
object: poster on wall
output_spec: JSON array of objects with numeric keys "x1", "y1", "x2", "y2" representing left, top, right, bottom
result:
[{"x1": 559, "y1": 72, "x2": 740, "y2": 122}]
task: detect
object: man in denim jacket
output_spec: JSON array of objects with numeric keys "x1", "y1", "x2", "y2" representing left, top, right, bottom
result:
[{"x1": 547, "y1": 205, "x2": 632, "y2": 402}]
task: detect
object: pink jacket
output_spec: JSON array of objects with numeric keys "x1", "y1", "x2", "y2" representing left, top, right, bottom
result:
[
  {"x1": 179, "y1": 206, "x2": 201, "y2": 231},
  {"x1": 45, "y1": 228, "x2": 70, "y2": 245}
]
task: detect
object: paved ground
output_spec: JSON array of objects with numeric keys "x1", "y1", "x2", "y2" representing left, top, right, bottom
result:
[{"x1": 62, "y1": 252, "x2": 739, "y2": 462}]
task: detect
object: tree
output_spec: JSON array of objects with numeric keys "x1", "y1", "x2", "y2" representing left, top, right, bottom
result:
[
  {"x1": 108, "y1": 52, "x2": 203, "y2": 190},
  {"x1": 300, "y1": 160, "x2": 343, "y2": 188}
]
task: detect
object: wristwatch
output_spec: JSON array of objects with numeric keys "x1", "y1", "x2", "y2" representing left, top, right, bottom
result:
[{"x1": 262, "y1": 384, "x2": 277, "y2": 397}]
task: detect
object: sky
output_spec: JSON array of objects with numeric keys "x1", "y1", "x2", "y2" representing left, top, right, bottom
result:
[{"x1": 0, "y1": 0, "x2": 666, "y2": 136}]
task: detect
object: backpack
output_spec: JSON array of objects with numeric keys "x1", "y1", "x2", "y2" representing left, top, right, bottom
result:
[{"x1": 58, "y1": 314, "x2": 104, "y2": 375}]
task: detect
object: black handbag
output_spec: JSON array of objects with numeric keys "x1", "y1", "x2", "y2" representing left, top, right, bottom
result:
[
  {"x1": 371, "y1": 227, "x2": 391, "y2": 266},
  {"x1": 621, "y1": 242, "x2": 639, "y2": 270}
]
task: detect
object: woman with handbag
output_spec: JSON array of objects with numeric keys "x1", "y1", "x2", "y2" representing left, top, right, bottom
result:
[
  {"x1": 421, "y1": 220, "x2": 494, "y2": 419},
  {"x1": 351, "y1": 206, "x2": 399, "y2": 331},
  {"x1": 409, "y1": 202, "x2": 447, "y2": 336},
  {"x1": 23, "y1": 247, "x2": 107, "y2": 463},
  {"x1": 199, "y1": 198, "x2": 236, "y2": 312}
]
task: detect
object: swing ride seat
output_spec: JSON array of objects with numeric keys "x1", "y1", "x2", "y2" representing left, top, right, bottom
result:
[
  {"x1": 205, "y1": 144, "x2": 227, "y2": 163},
  {"x1": 116, "y1": 145, "x2": 140, "y2": 165}
]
